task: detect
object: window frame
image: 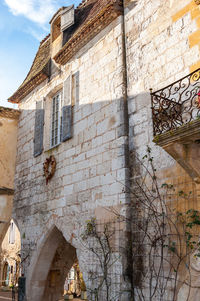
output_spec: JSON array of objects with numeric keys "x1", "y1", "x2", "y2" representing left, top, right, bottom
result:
[
  {"x1": 9, "y1": 222, "x2": 15, "y2": 244},
  {"x1": 50, "y1": 90, "x2": 62, "y2": 148}
]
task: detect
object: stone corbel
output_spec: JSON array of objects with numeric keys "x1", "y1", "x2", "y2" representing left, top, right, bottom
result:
[{"x1": 153, "y1": 120, "x2": 200, "y2": 183}]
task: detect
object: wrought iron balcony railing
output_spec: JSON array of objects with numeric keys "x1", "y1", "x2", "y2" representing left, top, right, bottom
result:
[{"x1": 151, "y1": 68, "x2": 200, "y2": 136}]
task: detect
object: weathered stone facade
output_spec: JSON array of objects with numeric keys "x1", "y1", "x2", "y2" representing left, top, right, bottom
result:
[
  {"x1": 0, "y1": 107, "x2": 20, "y2": 287},
  {"x1": 125, "y1": 0, "x2": 200, "y2": 300},
  {"x1": 9, "y1": 0, "x2": 200, "y2": 300},
  {"x1": 1, "y1": 219, "x2": 21, "y2": 287},
  {"x1": 11, "y1": 2, "x2": 130, "y2": 300}
]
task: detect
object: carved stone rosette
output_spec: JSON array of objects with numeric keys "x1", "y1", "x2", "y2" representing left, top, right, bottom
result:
[{"x1": 43, "y1": 155, "x2": 56, "y2": 184}]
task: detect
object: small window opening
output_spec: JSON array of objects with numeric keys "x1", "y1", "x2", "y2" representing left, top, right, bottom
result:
[
  {"x1": 52, "y1": 17, "x2": 61, "y2": 42},
  {"x1": 51, "y1": 92, "x2": 62, "y2": 147},
  {"x1": 9, "y1": 222, "x2": 15, "y2": 244}
]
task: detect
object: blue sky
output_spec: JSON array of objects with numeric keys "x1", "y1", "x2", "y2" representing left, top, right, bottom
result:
[{"x1": 0, "y1": 0, "x2": 80, "y2": 108}]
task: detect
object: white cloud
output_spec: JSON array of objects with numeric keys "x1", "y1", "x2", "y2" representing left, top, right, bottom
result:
[
  {"x1": 4, "y1": 0, "x2": 63, "y2": 26},
  {"x1": 26, "y1": 27, "x2": 46, "y2": 41}
]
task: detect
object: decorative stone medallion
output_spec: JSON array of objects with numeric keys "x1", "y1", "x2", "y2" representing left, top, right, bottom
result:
[{"x1": 43, "y1": 155, "x2": 56, "y2": 184}]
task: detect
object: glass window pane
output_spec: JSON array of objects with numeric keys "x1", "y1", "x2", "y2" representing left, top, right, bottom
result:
[{"x1": 51, "y1": 92, "x2": 61, "y2": 147}]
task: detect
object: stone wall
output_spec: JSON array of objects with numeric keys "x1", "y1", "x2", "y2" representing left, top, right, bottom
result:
[
  {"x1": 13, "y1": 0, "x2": 200, "y2": 299},
  {"x1": 1, "y1": 219, "x2": 21, "y2": 286},
  {"x1": 0, "y1": 109, "x2": 19, "y2": 245},
  {"x1": 14, "y1": 16, "x2": 130, "y2": 300},
  {"x1": 0, "y1": 111, "x2": 19, "y2": 189},
  {"x1": 125, "y1": 0, "x2": 200, "y2": 209},
  {"x1": 0, "y1": 109, "x2": 19, "y2": 287},
  {"x1": 125, "y1": 0, "x2": 200, "y2": 299}
]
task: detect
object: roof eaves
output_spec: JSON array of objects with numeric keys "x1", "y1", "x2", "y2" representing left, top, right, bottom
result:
[
  {"x1": 0, "y1": 107, "x2": 20, "y2": 119},
  {"x1": 8, "y1": 71, "x2": 48, "y2": 103},
  {"x1": 8, "y1": 38, "x2": 50, "y2": 104}
]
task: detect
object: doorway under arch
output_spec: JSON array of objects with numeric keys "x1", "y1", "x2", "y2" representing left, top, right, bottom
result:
[
  {"x1": 2, "y1": 262, "x2": 9, "y2": 286},
  {"x1": 29, "y1": 226, "x2": 83, "y2": 301}
]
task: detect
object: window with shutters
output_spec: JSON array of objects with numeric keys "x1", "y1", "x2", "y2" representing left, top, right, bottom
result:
[
  {"x1": 72, "y1": 71, "x2": 79, "y2": 106},
  {"x1": 34, "y1": 100, "x2": 44, "y2": 157},
  {"x1": 34, "y1": 73, "x2": 79, "y2": 155},
  {"x1": 51, "y1": 91, "x2": 62, "y2": 148}
]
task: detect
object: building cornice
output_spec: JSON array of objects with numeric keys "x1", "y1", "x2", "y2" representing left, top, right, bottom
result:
[{"x1": 8, "y1": 71, "x2": 48, "y2": 104}]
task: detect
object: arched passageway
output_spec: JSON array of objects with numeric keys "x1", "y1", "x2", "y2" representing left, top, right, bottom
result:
[
  {"x1": 0, "y1": 219, "x2": 21, "y2": 287},
  {"x1": 2, "y1": 262, "x2": 9, "y2": 286},
  {"x1": 29, "y1": 226, "x2": 82, "y2": 301}
]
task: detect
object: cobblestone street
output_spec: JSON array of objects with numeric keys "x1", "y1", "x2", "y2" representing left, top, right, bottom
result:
[
  {"x1": 0, "y1": 292, "x2": 83, "y2": 301},
  {"x1": 0, "y1": 291, "x2": 13, "y2": 301}
]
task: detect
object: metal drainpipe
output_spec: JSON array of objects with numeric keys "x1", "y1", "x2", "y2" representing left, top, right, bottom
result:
[{"x1": 121, "y1": 0, "x2": 134, "y2": 300}]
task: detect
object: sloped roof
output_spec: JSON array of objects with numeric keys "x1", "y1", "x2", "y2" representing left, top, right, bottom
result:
[
  {"x1": 54, "y1": 0, "x2": 122, "y2": 65},
  {"x1": 9, "y1": 0, "x2": 122, "y2": 103},
  {"x1": 8, "y1": 37, "x2": 50, "y2": 103},
  {"x1": 0, "y1": 106, "x2": 20, "y2": 119}
]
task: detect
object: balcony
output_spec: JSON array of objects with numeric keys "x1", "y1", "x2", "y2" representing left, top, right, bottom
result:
[{"x1": 151, "y1": 68, "x2": 200, "y2": 183}]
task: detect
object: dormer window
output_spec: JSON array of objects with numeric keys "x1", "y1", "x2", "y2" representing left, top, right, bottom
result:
[
  {"x1": 61, "y1": 6, "x2": 74, "y2": 32},
  {"x1": 52, "y1": 17, "x2": 61, "y2": 42},
  {"x1": 50, "y1": 6, "x2": 74, "y2": 43}
]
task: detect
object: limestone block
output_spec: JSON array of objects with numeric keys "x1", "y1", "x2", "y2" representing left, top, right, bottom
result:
[
  {"x1": 92, "y1": 136, "x2": 103, "y2": 148},
  {"x1": 165, "y1": 57, "x2": 184, "y2": 78},
  {"x1": 96, "y1": 161, "x2": 111, "y2": 175},
  {"x1": 100, "y1": 171, "x2": 117, "y2": 186},
  {"x1": 183, "y1": 45, "x2": 199, "y2": 66},
  {"x1": 182, "y1": 12, "x2": 191, "y2": 27},
  {"x1": 64, "y1": 184, "x2": 74, "y2": 196},
  {"x1": 74, "y1": 180, "x2": 87, "y2": 192},
  {"x1": 89, "y1": 153, "x2": 102, "y2": 166},
  {"x1": 83, "y1": 126, "x2": 96, "y2": 142}
]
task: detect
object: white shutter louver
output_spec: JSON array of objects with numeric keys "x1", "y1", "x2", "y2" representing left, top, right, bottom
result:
[{"x1": 61, "y1": 5, "x2": 74, "y2": 32}]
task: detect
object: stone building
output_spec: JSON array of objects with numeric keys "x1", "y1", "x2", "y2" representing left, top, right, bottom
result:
[
  {"x1": 8, "y1": 0, "x2": 200, "y2": 300},
  {"x1": 1, "y1": 219, "x2": 21, "y2": 287},
  {"x1": 0, "y1": 107, "x2": 21, "y2": 286}
]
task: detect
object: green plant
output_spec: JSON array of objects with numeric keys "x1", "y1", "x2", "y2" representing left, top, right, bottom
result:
[{"x1": 81, "y1": 219, "x2": 121, "y2": 301}]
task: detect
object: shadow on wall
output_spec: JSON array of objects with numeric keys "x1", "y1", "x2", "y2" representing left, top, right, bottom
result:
[
  {"x1": 29, "y1": 226, "x2": 77, "y2": 301},
  {"x1": 13, "y1": 92, "x2": 194, "y2": 301}
]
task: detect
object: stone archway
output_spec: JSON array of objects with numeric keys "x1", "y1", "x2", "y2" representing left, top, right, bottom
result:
[
  {"x1": 2, "y1": 262, "x2": 9, "y2": 286},
  {"x1": 29, "y1": 226, "x2": 78, "y2": 301}
]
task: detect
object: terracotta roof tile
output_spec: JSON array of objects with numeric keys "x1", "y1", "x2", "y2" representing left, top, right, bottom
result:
[{"x1": 0, "y1": 106, "x2": 20, "y2": 119}]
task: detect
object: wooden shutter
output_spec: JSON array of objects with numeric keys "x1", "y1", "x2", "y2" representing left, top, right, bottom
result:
[
  {"x1": 61, "y1": 5, "x2": 74, "y2": 32},
  {"x1": 62, "y1": 76, "x2": 72, "y2": 142},
  {"x1": 34, "y1": 100, "x2": 44, "y2": 157},
  {"x1": 74, "y1": 71, "x2": 79, "y2": 104}
]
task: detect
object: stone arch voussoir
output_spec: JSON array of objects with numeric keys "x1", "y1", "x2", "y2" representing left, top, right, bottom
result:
[{"x1": 26, "y1": 215, "x2": 83, "y2": 301}]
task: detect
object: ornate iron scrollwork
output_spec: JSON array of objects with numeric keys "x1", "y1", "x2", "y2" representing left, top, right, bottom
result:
[{"x1": 151, "y1": 68, "x2": 200, "y2": 136}]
